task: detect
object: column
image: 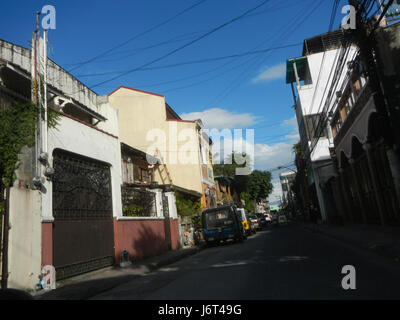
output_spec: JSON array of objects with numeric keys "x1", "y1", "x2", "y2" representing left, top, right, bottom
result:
[
  {"x1": 349, "y1": 158, "x2": 368, "y2": 224},
  {"x1": 165, "y1": 191, "x2": 178, "y2": 220},
  {"x1": 333, "y1": 171, "x2": 349, "y2": 224},
  {"x1": 313, "y1": 167, "x2": 328, "y2": 223},
  {"x1": 149, "y1": 188, "x2": 164, "y2": 218},
  {"x1": 339, "y1": 168, "x2": 354, "y2": 223},
  {"x1": 364, "y1": 142, "x2": 387, "y2": 226},
  {"x1": 386, "y1": 148, "x2": 400, "y2": 215}
]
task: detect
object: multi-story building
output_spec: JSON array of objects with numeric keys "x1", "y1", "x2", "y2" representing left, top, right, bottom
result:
[
  {"x1": 286, "y1": 29, "x2": 358, "y2": 222},
  {"x1": 287, "y1": 21, "x2": 400, "y2": 226},
  {"x1": 0, "y1": 37, "x2": 122, "y2": 289},
  {"x1": 279, "y1": 171, "x2": 296, "y2": 208},
  {"x1": 327, "y1": 21, "x2": 400, "y2": 226},
  {"x1": 108, "y1": 86, "x2": 216, "y2": 212}
]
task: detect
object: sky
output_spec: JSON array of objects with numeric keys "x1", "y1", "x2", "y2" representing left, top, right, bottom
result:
[{"x1": 1, "y1": 0, "x2": 377, "y2": 205}]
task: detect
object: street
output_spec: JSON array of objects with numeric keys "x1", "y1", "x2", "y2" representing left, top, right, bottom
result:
[{"x1": 92, "y1": 223, "x2": 400, "y2": 300}]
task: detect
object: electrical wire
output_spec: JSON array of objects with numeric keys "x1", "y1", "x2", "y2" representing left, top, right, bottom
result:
[{"x1": 68, "y1": 0, "x2": 210, "y2": 72}]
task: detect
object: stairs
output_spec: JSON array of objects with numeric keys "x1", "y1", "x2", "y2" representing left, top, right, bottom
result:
[{"x1": 155, "y1": 148, "x2": 173, "y2": 185}]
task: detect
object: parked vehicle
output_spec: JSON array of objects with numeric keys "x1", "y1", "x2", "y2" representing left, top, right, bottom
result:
[
  {"x1": 201, "y1": 205, "x2": 245, "y2": 245},
  {"x1": 236, "y1": 208, "x2": 251, "y2": 236},
  {"x1": 248, "y1": 214, "x2": 259, "y2": 232},
  {"x1": 264, "y1": 213, "x2": 272, "y2": 223},
  {"x1": 278, "y1": 213, "x2": 288, "y2": 226},
  {"x1": 270, "y1": 210, "x2": 278, "y2": 223},
  {"x1": 256, "y1": 213, "x2": 268, "y2": 229}
]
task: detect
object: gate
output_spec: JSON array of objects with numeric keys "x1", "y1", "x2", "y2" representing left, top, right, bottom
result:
[
  {"x1": 52, "y1": 149, "x2": 114, "y2": 280},
  {"x1": 162, "y1": 194, "x2": 171, "y2": 249}
]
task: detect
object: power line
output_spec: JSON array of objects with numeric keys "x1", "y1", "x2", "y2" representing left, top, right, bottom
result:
[
  {"x1": 87, "y1": 0, "x2": 273, "y2": 90},
  {"x1": 68, "y1": 0, "x2": 209, "y2": 72},
  {"x1": 75, "y1": 43, "x2": 301, "y2": 78},
  {"x1": 204, "y1": 0, "x2": 326, "y2": 108}
]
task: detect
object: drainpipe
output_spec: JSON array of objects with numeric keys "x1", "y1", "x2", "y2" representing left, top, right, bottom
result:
[{"x1": 1, "y1": 187, "x2": 10, "y2": 289}]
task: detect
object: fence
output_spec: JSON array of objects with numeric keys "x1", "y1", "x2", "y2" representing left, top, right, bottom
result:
[{"x1": 121, "y1": 186, "x2": 157, "y2": 217}]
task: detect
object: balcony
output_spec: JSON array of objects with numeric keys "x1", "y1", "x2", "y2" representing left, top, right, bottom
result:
[{"x1": 333, "y1": 83, "x2": 374, "y2": 147}]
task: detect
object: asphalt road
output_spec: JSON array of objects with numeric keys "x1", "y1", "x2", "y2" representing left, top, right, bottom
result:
[{"x1": 93, "y1": 223, "x2": 400, "y2": 300}]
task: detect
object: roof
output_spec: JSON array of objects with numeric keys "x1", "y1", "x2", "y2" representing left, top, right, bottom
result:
[
  {"x1": 302, "y1": 29, "x2": 346, "y2": 56},
  {"x1": 121, "y1": 142, "x2": 159, "y2": 164},
  {"x1": 108, "y1": 85, "x2": 164, "y2": 98}
]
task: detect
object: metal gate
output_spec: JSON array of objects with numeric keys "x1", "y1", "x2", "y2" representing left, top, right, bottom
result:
[
  {"x1": 52, "y1": 149, "x2": 114, "y2": 280},
  {"x1": 162, "y1": 194, "x2": 171, "y2": 249}
]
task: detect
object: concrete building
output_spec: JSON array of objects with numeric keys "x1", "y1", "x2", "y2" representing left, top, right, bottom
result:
[
  {"x1": 279, "y1": 171, "x2": 296, "y2": 208},
  {"x1": 0, "y1": 37, "x2": 181, "y2": 290},
  {"x1": 0, "y1": 37, "x2": 122, "y2": 289},
  {"x1": 326, "y1": 21, "x2": 400, "y2": 226},
  {"x1": 108, "y1": 86, "x2": 216, "y2": 211},
  {"x1": 286, "y1": 29, "x2": 359, "y2": 222}
]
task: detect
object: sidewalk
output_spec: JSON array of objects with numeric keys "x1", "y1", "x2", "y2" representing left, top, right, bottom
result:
[
  {"x1": 300, "y1": 221, "x2": 400, "y2": 262},
  {"x1": 35, "y1": 246, "x2": 201, "y2": 300}
]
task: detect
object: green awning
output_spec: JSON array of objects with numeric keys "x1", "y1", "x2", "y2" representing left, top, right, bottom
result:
[{"x1": 286, "y1": 56, "x2": 307, "y2": 84}]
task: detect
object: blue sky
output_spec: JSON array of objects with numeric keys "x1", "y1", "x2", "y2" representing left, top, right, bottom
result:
[{"x1": 1, "y1": 0, "x2": 374, "y2": 204}]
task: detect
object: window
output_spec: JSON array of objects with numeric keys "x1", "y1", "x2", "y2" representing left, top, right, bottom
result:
[{"x1": 304, "y1": 113, "x2": 328, "y2": 140}]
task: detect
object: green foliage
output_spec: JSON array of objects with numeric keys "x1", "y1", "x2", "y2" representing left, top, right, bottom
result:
[
  {"x1": 175, "y1": 191, "x2": 202, "y2": 217},
  {"x1": 247, "y1": 170, "x2": 273, "y2": 202},
  {"x1": 191, "y1": 215, "x2": 202, "y2": 230},
  {"x1": 213, "y1": 152, "x2": 273, "y2": 205},
  {"x1": 213, "y1": 152, "x2": 252, "y2": 195},
  {"x1": 123, "y1": 204, "x2": 144, "y2": 217},
  {"x1": 293, "y1": 141, "x2": 303, "y2": 158},
  {"x1": 240, "y1": 192, "x2": 254, "y2": 213},
  {"x1": 0, "y1": 102, "x2": 60, "y2": 188}
]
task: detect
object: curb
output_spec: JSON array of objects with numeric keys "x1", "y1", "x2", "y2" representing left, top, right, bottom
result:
[{"x1": 36, "y1": 246, "x2": 203, "y2": 300}]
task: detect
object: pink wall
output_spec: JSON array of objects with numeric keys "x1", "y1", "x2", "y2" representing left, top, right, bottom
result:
[
  {"x1": 113, "y1": 218, "x2": 180, "y2": 263},
  {"x1": 41, "y1": 222, "x2": 53, "y2": 266},
  {"x1": 169, "y1": 219, "x2": 181, "y2": 250},
  {"x1": 43, "y1": 218, "x2": 181, "y2": 267}
]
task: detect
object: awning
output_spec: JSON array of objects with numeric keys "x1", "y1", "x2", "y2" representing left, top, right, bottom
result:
[{"x1": 286, "y1": 56, "x2": 307, "y2": 84}]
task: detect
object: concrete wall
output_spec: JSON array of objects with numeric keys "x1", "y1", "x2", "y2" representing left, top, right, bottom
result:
[
  {"x1": 7, "y1": 188, "x2": 41, "y2": 291},
  {"x1": 0, "y1": 39, "x2": 99, "y2": 112},
  {"x1": 42, "y1": 113, "x2": 123, "y2": 222},
  {"x1": 109, "y1": 87, "x2": 203, "y2": 195},
  {"x1": 113, "y1": 217, "x2": 180, "y2": 263}
]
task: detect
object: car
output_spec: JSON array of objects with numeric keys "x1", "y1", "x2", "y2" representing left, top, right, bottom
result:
[
  {"x1": 256, "y1": 213, "x2": 268, "y2": 229},
  {"x1": 248, "y1": 215, "x2": 259, "y2": 232},
  {"x1": 278, "y1": 214, "x2": 288, "y2": 226},
  {"x1": 264, "y1": 213, "x2": 272, "y2": 223}
]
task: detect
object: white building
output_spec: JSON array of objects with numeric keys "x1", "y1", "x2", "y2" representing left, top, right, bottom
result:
[{"x1": 286, "y1": 30, "x2": 358, "y2": 222}]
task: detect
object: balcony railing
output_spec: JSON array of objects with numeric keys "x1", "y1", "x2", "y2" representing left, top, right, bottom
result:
[{"x1": 333, "y1": 83, "x2": 374, "y2": 147}]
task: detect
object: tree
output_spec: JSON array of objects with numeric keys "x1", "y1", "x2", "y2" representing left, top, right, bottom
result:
[
  {"x1": 175, "y1": 191, "x2": 202, "y2": 217},
  {"x1": 247, "y1": 170, "x2": 273, "y2": 202},
  {"x1": 213, "y1": 152, "x2": 252, "y2": 195}
]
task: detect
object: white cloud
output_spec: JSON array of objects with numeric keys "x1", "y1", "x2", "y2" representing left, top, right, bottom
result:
[
  {"x1": 209, "y1": 116, "x2": 299, "y2": 203},
  {"x1": 180, "y1": 108, "x2": 260, "y2": 129},
  {"x1": 252, "y1": 63, "x2": 286, "y2": 83},
  {"x1": 282, "y1": 116, "x2": 300, "y2": 142}
]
